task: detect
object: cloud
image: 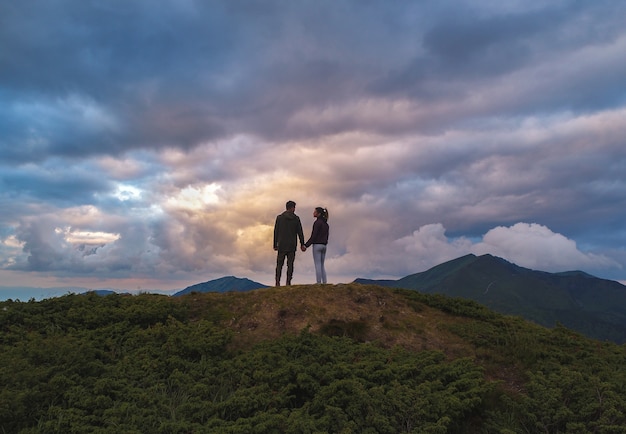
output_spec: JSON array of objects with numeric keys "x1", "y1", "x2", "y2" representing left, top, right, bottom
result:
[
  {"x1": 388, "y1": 222, "x2": 620, "y2": 277},
  {"x1": 8, "y1": 208, "x2": 142, "y2": 275},
  {"x1": 1, "y1": 1, "x2": 626, "y2": 290},
  {"x1": 472, "y1": 223, "x2": 620, "y2": 272}
]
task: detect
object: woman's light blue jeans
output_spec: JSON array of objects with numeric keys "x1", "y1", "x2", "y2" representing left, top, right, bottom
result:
[{"x1": 312, "y1": 244, "x2": 327, "y2": 284}]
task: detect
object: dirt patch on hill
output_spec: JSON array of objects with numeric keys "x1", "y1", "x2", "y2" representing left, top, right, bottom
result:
[{"x1": 180, "y1": 283, "x2": 474, "y2": 358}]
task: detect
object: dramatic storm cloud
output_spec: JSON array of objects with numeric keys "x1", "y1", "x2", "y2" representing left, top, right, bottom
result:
[{"x1": 1, "y1": 0, "x2": 626, "y2": 295}]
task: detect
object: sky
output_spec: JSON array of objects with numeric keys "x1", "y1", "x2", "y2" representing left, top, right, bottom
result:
[{"x1": 2, "y1": 0, "x2": 626, "y2": 299}]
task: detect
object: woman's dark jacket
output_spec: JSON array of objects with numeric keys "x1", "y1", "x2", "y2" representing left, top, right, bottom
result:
[{"x1": 305, "y1": 217, "x2": 329, "y2": 247}]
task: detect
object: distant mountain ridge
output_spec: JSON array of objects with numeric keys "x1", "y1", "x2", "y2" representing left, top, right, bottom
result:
[
  {"x1": 173, "y1": 276, "x2": 268, "y2": 296},
  {"x1": 355, "y1": 254, "x2": 626, "y2": 343}
]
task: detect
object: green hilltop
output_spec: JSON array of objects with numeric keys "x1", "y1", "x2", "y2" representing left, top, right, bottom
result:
[{"x1": 2, "y1": 284, "x2": 626, "y2": 433}]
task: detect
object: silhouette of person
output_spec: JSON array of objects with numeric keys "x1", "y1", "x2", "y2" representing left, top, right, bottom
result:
[
  {"x1": 273, "y1": 200, "x2": 306, "y2": 286},
  {"x1": 305, "y1": 207, "x2": 329, "y2": 284}
]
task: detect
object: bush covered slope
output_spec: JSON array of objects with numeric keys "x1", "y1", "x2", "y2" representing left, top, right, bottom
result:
[{"x1": 1, "y1": 284, "x2": 625, "y2": 433}]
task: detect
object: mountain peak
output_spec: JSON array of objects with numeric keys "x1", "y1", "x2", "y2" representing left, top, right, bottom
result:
[
  {"x1": 174, "y1": 276, "x2": 268, "y2": 296},
  {"x1": 355, "y1": 254, "x2": 626, "y2": 343}
]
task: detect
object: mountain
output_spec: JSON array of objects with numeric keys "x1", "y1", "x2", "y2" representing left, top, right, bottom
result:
[
  {"x1": 173, "y1": 275, "x2": 268, "y2": 296},
  {"x1": 356, "y1": 254, "x2": 626, "y2": 343}
]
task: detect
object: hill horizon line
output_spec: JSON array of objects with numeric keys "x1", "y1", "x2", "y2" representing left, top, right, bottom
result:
[{"x1": 2, "y1": 253, "x2": 623, "y2": 302}]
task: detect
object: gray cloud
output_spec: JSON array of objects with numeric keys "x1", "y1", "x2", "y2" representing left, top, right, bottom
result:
[{"x1": 1, "y1": 0, "x2": 626, "y2": 290}]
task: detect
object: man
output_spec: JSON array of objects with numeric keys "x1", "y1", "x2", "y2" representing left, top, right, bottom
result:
[{"x1": 273, "y1": 200, "x2": 306, "y2": 286}]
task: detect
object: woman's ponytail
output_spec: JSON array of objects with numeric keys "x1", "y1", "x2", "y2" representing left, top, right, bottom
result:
[{"x1": 316, "y1": 207, "x2": 329, "y2": 221}]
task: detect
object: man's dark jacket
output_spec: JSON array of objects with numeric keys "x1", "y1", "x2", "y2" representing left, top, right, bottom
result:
[{"x1": 274, "y1": 211, "x2": 305, "y2": 252}]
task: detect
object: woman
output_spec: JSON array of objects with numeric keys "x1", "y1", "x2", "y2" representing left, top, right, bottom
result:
[{"x1": 305, "y1": 207, "x2": 329, "y2": 284}]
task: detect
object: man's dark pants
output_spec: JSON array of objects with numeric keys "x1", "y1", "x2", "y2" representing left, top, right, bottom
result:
[{"x1": 276, "y1": 250, "x2": 296, "y2": 285}]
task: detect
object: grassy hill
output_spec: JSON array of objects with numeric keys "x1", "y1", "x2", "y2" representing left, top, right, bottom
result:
[{"x1": 2, "y1": 284, "x2": 626, "y2": 433}]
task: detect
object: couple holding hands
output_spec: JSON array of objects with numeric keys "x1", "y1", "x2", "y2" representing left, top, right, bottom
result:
[{"x1": 273, "y1": 200, "x2": 329, "y2": 286}]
